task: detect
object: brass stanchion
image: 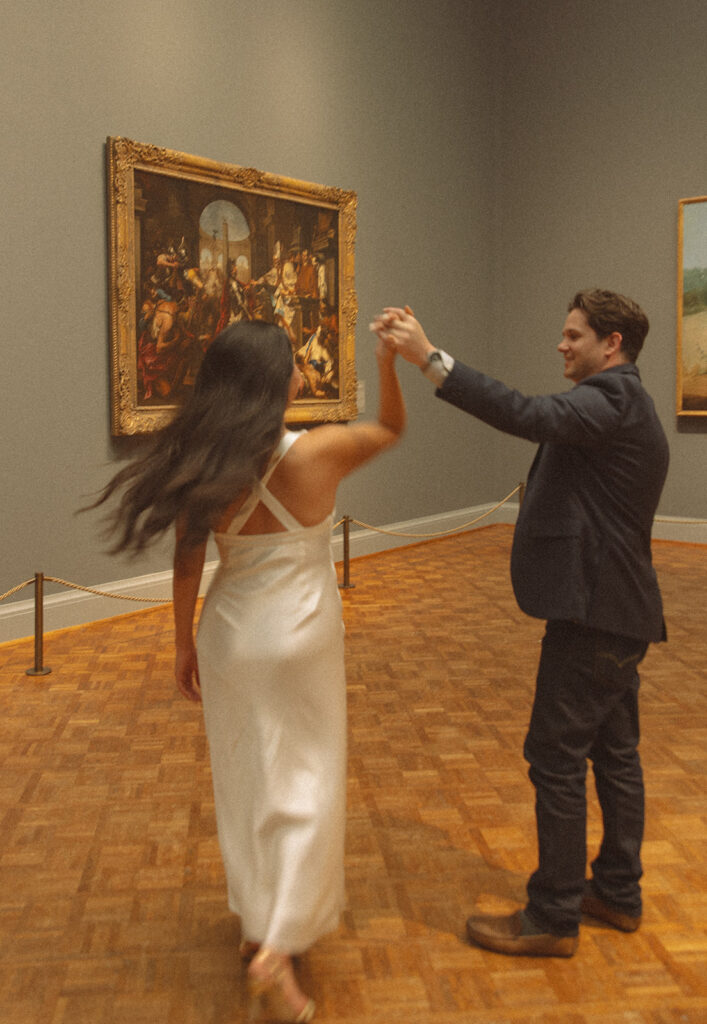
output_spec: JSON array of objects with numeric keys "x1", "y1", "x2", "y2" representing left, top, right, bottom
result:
[
  {"x1": 26, "y1": 572, "x2": 51, "y2": 676},
  {"x1": 339, "y1": 516, "x2": 355, "y2": 589}
]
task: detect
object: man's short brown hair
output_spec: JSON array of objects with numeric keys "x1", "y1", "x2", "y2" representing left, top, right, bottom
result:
[{"x1": 569, "y1": 289, "x2": 649, "y2": 363}]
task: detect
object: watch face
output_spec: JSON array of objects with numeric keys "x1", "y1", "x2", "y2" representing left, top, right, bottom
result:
[{"x1": 428, "y1": 351, "x2": 442, "y2": 363}]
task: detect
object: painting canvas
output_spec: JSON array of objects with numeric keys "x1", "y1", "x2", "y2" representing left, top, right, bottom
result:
[
  {"x1": 677, "y1": 195, "x2": 707, "y2": 416},
  {"x1": 107, "y1": 137, "x2": 358, "y2": 434}
]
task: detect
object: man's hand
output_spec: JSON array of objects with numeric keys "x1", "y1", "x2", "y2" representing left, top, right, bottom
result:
[{"x1": 369, "y1": 306, "x2": 435, "y2": 368}]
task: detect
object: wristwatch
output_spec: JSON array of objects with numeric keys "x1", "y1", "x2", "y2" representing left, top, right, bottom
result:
[{"x1": 422, "y1": 348, "x2": 453, "y2": 385}]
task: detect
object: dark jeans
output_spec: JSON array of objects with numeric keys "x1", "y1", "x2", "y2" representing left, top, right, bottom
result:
[{"x1": 523, "y1": 620, "x2": 648, "y2": 936}]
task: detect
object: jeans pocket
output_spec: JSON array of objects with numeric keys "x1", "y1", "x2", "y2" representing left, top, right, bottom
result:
[{"x1": 593, "y1": 634, "x2": 647, "y2": 690}]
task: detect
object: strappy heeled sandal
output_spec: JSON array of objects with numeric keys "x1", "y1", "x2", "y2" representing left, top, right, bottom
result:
[
  {"x1": 247, "y1": 947, "x2": 315, "y2": 1023},
  {"x1": 239, "y1": 939, "x2": 261, "y2": 961}
]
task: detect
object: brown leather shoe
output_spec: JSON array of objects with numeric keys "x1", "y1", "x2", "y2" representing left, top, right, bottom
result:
[
  {"x1": 465, "y1": 910, "x2": 578, "y2": 958},
  {"x1": 581, "y1": 884, "x2": 641, "y2": 932}
]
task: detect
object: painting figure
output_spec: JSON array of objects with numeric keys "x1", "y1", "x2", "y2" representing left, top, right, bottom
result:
[
  {"x1": 295, "y1": 249, "x2": 318, "y2": 298},
  {"x1": 296, "y1": 325, "x2": 337, "y2": 398},
  {"x1": 137, "y1": 239, "x2": 205, "y2": 400},
  {"x1": 227, "y1": 260, "x2": 253, "y2": 324},
  {"x1": 273, "y1": 248, "x2": 300, "y2": 346}
]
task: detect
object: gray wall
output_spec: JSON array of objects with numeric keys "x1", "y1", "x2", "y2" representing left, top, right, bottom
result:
[
  {"x1": 1, "y1": 0, "x2": 705, "y2": 609},
  {"x1": 482, "y1": 0, "x2": 707, "y2": 514}
]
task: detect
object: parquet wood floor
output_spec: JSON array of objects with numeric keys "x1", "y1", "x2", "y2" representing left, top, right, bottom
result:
[{"x1": 0, "y1": 525, "x2": 705, "y2": 1023}]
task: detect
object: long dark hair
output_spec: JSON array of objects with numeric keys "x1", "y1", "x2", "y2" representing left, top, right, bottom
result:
[{"x1": 92, "y1": 321, "x2": 294, "y2": 553}]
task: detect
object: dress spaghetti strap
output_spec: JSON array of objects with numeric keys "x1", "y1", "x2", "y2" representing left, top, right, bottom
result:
[{"x1": 223, "y1": 430, "x2": 303, "y2": 536}]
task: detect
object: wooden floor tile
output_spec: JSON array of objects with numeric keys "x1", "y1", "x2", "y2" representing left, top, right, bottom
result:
[{"x1": 0, "y1": 525, "x2": 705, "y2": 1022}]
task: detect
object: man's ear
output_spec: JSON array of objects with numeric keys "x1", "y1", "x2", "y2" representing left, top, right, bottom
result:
[{"x1": 605, "y1": 331, "x2": 623, "y2": 357}]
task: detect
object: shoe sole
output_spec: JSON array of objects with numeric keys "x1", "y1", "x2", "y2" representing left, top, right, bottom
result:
[
  {"x1": 466, "y1": 925, "x2": 578, "y2": 958},
  {"x1": 581, "y1": 894, "x2": 641, "y2": 933}
]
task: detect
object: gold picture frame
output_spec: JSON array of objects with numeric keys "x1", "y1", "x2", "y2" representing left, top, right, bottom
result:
[
  {"x1": 677, "y1": 195, "x2": 707, "y2": 417},
  {"x1": 107, "y1": 136, "x2": 358, "y2": 435}
]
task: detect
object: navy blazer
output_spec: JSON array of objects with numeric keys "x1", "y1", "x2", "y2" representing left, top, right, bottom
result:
[{"x1": 438, "y1": 362, "x2": 669, "y2": 642}]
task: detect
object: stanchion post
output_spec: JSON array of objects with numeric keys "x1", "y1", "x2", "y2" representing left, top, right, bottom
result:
[
  {"x1": 26, "y1": 572, "x2": 51, "y2": 677},
  {"x1": 339, "y1": 515, "x2": 355, "y2": 590}
]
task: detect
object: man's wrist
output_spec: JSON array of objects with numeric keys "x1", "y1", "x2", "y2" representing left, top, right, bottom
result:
[{"x1": 422, "y1": 348, "x2": 454, "y2": 385}]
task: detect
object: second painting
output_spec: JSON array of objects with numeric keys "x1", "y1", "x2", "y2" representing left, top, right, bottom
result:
[{"x1": 677, "y1": 195, "x2": 707, "y2": 416}]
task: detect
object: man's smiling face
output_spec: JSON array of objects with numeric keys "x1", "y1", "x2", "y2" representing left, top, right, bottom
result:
[{"x1": 558, "y1": 308, "x2": 615, "y2": 384}]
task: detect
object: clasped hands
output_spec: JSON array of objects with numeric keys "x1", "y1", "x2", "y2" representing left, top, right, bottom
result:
[{"x1": 369, "y1": 306, "x2": 435, "y2": 368}]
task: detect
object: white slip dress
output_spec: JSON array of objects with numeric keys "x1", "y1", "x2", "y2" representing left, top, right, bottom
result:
[{"x1": 196, "y1": 430, "x2": 346, "y2": 954}]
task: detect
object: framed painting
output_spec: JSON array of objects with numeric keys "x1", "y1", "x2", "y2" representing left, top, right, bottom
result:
[
  {"x1": 677, "y1": 195, "x2": 707, "y2": 416},
  {"x1": 107, "y1": 136, "x2": 358, "y2": 434}
]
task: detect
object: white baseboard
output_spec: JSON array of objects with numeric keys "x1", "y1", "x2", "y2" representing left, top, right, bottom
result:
[
  {"x1": 1, "y1": 503, "x2": 704, "y2": 644},
  {"x1": 652, "y1": 515, "x2": 707, "y2": 545},
  {"x1": 0, "y1": 568, "x2": 178, "y2": 645},
  {"x1": 329, "y1": 500, "x2": 519, "y2": 563}
]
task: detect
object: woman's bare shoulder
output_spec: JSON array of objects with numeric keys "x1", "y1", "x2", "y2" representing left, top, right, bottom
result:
[{"x1": 285, "y1": 418, "x2": 398, "y2": 482}]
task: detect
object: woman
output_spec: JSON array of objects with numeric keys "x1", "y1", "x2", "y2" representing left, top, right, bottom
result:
[{"x1": 95, "y1": 320, "x2": 404, "y2": 1022}]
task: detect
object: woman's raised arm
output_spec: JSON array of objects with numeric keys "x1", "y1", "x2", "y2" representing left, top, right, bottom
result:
[{"x1": 305, "y1": 335, "x2": 406, "y2": 479}]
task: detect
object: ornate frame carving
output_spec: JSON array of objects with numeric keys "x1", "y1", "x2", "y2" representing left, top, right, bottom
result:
[
  {"x1": 677, "y1": 195, "x2": 707, "y2": 417},
  {"x1": 107, "y1": 136, "x2": 358, "y2": 434}
]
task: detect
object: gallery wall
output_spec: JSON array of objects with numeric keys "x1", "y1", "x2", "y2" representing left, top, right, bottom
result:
[
  {"x1": 1, "y1": 0, "x2": 495, "y2": 615},
  {"x1": 1, "y1": 0, "x2": 705, "y2": 630},
  {"x1": 480, "y1": 0, "x2": 707, "y2": 516}
]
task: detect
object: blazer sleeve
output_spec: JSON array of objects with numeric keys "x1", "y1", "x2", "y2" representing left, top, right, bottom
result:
[{"x1": 437, "y1": 361, "x2": 635, "y2": 445}]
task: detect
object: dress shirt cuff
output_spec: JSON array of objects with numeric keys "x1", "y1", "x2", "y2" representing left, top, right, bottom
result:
[{"x1": 421, "y1": 349, "x2": 455, "y2": 386}]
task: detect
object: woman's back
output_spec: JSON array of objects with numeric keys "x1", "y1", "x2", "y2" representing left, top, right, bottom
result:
[{"x1": 212, "y1": 406, "x2": 403, "y2": 536}]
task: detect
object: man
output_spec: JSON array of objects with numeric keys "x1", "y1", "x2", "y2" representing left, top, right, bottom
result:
[{"x1": 371, "y1": 290, "x2": 669, "y2": 957}]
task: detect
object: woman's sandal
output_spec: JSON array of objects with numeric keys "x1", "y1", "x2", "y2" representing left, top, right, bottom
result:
[
  {"x1": 247, "y1": 947, "x2": 315, "y2": 1023},
  {"x1": 239, "y1": 939, "x2": 261, "y2": 961}
]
